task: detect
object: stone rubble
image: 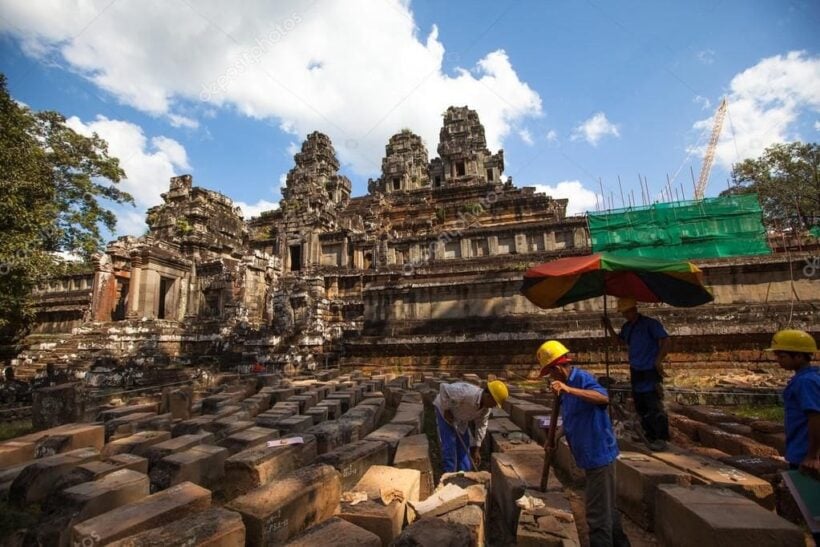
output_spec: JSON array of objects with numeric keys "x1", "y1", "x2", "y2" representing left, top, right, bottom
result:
[{"x1": 0, "y1": 370, "x2": 813, "y2": 546}]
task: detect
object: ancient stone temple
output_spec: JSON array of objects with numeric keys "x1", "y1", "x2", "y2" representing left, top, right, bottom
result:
[
  {"x1": 4, "y1": 107, "x2": 816, "y2": 547},
  {"x1": 13, "y1": 106, "x2": 819, "y2": 379}
]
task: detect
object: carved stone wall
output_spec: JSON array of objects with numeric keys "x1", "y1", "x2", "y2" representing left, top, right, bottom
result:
[{"x1": 18, "y1": 105, "x2": 816, "y2": 380}]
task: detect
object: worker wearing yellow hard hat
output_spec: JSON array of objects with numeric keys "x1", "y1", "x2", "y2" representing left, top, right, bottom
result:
[
  {"x1": 602, "y1": 297, "x2": 671, "y2": 452},
  {"x1": 766, "y1": 329, "x2": 819, "y2": 480},
  {"x1": 536, "y1": 340, "x2": 627, "y2": 546},
  {"x1": 432, "y1": 378, "x2": 508, "y2": 472}
]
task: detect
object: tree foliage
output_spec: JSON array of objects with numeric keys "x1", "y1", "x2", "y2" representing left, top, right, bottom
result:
[
  {"x1": 722, "y1": 141, "x2": 819, "y2": 231},
  {"x1": 0, "y1": 74, "x2": 134, "y2": 340}
]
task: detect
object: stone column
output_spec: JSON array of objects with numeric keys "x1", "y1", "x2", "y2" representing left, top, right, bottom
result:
[
  {"x1": 409, "y1": 244, "x2": 420, "y2": 263},
  {"x1": 545, "y1": 232, "x2": 557, "y2": 251},
  {"x1": 177, "y1": 275, "x2": 188, "y2": 321},
  {"x1": 488, "y1": 236, "x2": 499, "y2": 255},
  {"x1": 185, "y1": 263, "x2": 198, "y2": 318},
  {"x1": 515, "y1": 233, "x2": 527, "y2": 254},
  {"x1": 91, "y1": 269, "x2": 115, "y2": 321},
  {"x1": 433, "y1": 240, "x2": 443, "y2": 260},
  {"x1": 127, "y1": 257, "x2": 143, "y2": 319},
  {"x1": 340, "y1": 238, "x2": 349, "y2": 267},
  {"x1": 460, "y1": 238, "x2": 471, "y2": 259},
  {"x1": 310, "y1": 232, "x2": 321, "y2": 267},
  {"x1": 573, "y1": 227, "x2": 588, "y2": 249},
  {"x1": 141, "y1": 269, "x2": 160, "y2": 320}
]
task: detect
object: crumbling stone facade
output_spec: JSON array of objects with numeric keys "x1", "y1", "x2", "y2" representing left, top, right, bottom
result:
[{"x1": 13, "y1": 106, "x2": 819, "y2": 380}]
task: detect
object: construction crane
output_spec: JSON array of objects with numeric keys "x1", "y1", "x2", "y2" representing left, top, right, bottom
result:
[{"x1": 694, "y1": 98, "x2": 728, "y2": 200}]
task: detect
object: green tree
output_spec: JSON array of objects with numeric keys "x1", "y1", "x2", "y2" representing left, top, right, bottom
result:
[
  {"x1": 722, "y1": 142, "x2": 819, "y2": 231},
  {"x1": 0, "y1": 74, "x2": 133, "y2": 341}
]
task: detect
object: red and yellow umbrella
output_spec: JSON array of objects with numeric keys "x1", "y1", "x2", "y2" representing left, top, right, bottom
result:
[{"x1": 521, "y1": 253, "x2": 713, "y2": 309}]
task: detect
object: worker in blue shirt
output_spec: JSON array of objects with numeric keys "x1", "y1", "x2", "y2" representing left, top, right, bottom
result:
[
  {"x1": 538, "y1": 340, "x2": 630, "y2": 547},
  {"x1": 766, "y1": 329, "x2": 820, "y2": 475},
  {"x1": 603, "y1": 298, "x2": 670, "y2": 451}
]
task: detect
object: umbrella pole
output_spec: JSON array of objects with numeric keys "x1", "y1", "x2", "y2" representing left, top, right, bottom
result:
[{"x1": 604, "y1": 295, "x2": 612, "y2": 420}]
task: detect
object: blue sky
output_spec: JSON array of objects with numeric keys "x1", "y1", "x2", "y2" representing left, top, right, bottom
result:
[{"x1": 1, "y1": 0, "x2": 818, "y2": 237}]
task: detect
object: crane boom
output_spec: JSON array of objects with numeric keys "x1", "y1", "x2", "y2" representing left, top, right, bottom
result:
[{"x1": 695, "y1": 98, "x2": 728, "y2": 200}]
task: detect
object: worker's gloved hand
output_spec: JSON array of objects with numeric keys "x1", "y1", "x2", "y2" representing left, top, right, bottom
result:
[
  {"x1": 470, "y1": 446, "x2": 481, "y2": 468},
  {"x1": 443, "y1": 409, "x2": 455, "y2": 424}
]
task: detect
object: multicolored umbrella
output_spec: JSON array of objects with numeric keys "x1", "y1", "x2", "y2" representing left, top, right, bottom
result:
[
  {"x1": 521, "y1": 253, "x2": 713, "y2": 418},
  {"x1": 520, "y1": 253, "x2": 713, "y2": 309}
]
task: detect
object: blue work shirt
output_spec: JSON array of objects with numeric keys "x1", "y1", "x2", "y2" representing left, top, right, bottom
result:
[
  {"x1": 619, "y1": 314, "x2": 669, "y2": 393},
  {"x1": 561, "y1": 367, "x2": 619, "y2": 470},
  {"x1": 783, "y1": 365, "x2": 820, "y2": 465}
]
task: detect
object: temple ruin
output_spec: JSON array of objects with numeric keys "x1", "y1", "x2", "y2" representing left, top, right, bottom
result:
[
  {"x1": 1, "y1": 105, "x2": 817, "y2": 545},
  {"x1": 13, "y1": 105, "x2": 816, "y2": 382}
]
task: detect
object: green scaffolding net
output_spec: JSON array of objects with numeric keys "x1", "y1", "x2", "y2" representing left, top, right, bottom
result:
[{"x1": 587, "y1": 194, "x2": 771, "y2": 259}]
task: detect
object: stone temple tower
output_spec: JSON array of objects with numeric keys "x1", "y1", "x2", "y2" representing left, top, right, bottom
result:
[
  {"x1": 368, "y1": 129, "x2": 431, "y2": 194},
  {"x1": 278, "y1": 131, "x2": 352, "y2": 272},
  {"x1": 429, "y1": 106, "x2": 505, "y2": 188},
  {"x1": 281, "y1": 131, "x2": 351, "y2": 216}
]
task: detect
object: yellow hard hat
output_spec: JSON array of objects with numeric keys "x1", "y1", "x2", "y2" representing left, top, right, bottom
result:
[
  {"x1": 766, "y1": 329, "x2": 817, "y2": 353},
  {"x1": 537, "y1": 340, "x2": 569, "y2": 367},
  {"x1": 617, "y1": 297, "x2": 638, "y2": 313},
  {"x1": 487, "y1": 380, "x2": 508, "y2": 407}
]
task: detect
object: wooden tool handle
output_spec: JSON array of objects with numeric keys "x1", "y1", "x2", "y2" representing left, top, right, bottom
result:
[{"x1": 540, "y1": 393, "x2": 562, "y2": 491}]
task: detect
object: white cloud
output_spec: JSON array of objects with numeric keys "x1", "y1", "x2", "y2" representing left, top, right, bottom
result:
[
  {"x1": 113, "y1": 209, "x2": 151, "y2": 238},
  {"x1": 815, "y1": 120, "x2": 820, "y2": 131},
  {"x1": 236, "y1": 199, "x2": 279, "y2": 219},
  {"x1": 66, "y1": 115, "x2": 190, "y2": 208},
  {"x1": 696, "y1": 49, "x2": 715, "y2": 64},
  {"x1": 689, "y1": 51, "x2": 820, "y2": 170},
  {"x1": 571, "y1": 112, "x2": 620, "y2": 146},
  {"x1": 1, "y1": 0, "x2": 542, "y2": 176},
  {"x1": 693, "y1": 95, "x2": 711, "y2": 110},
  {"x1": 168, "y1": 113, "x2": 200, "y2": 129},
  {"x1": 532, "y1": 180, "x2": 598, "y2": 216},
  {"x1": 545, "y1": 129, "x2": 558, "y2": 143},
  {"x1": 518, "y1": 128, "x2": 533, "y2": 146},
  {"x1": 65, "y1": 115, "x2": 191, "y2": 236},
  {"x1": 236, "y1": 173, "x2": 286, "y2": 219}
]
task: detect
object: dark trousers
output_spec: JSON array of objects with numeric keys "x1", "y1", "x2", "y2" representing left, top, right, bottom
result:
[
  {"x1": 633, "y1": 389, "x2": 669, "y2": 442},
  {"x1": 585, "y1": 463, "x2": 630, "y2": 547}
]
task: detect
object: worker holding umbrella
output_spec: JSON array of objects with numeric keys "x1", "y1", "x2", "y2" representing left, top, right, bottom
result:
[
  {"x1": 537, "y1": 340, "x2": 629, "y2": 547},
  {"x1": 602, "y1": 297, "x2": 671, "y2": 451},
  {"x1": 520, "y1": 253, "x2": 713, "y2": 444}
]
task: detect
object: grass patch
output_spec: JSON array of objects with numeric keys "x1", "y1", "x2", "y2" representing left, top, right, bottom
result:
[
  {"x1": 0, "y1": 419, "x2": 34, "y2": 442},
  {"x1": 730, "y1": 404, "x2": 784, "y2": 422}
]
